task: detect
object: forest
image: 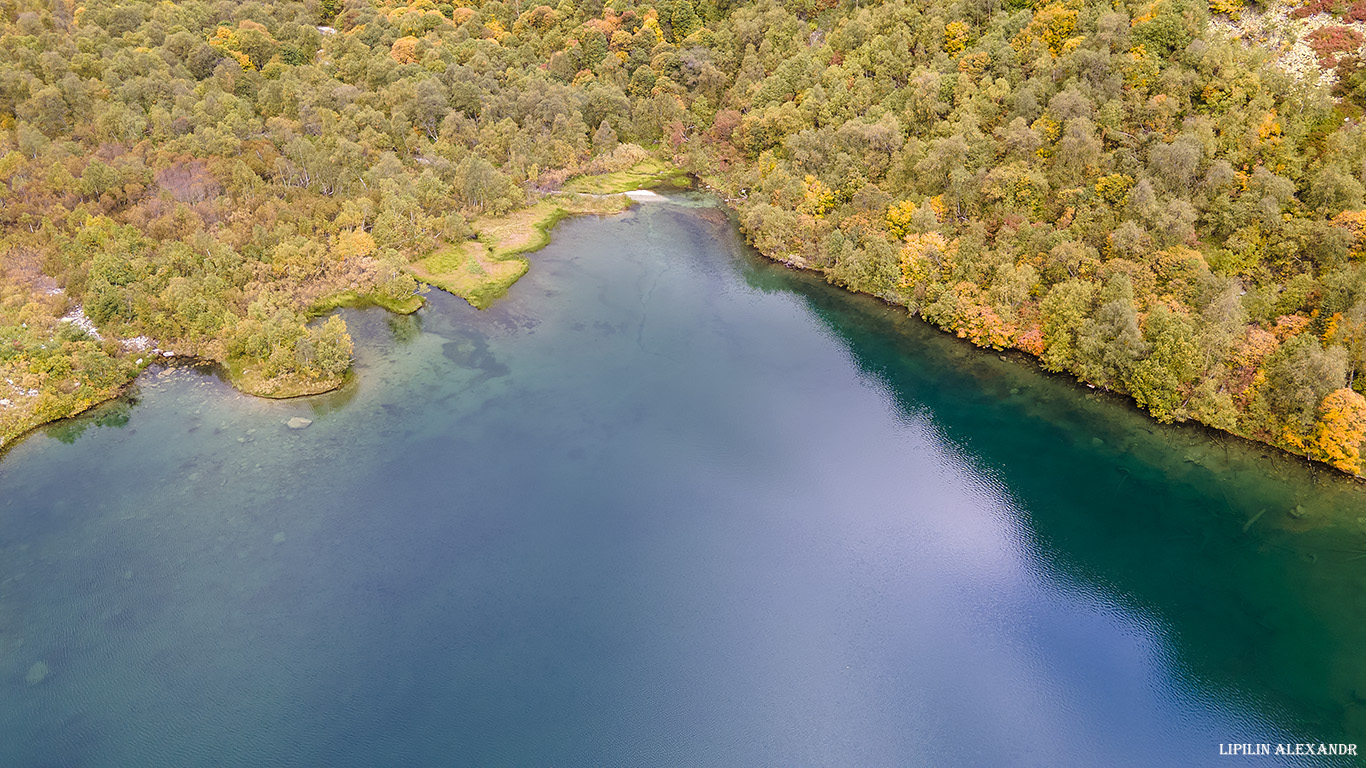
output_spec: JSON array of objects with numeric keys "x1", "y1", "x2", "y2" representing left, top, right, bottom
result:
[{"x1": 2, "y1": 0, "x2": 1366, "y2": 473}]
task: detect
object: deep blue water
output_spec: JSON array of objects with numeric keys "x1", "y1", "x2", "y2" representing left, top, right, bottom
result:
[{"x1": 2, "y1": 195, "x2": 1364, "y2": 766}]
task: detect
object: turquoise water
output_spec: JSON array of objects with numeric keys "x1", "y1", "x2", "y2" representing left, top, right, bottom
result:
[{"x1": 2, "y1": 195, "x2": 1365, "y2": 766}]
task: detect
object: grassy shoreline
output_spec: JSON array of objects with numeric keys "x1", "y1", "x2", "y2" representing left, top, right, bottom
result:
[
  {"x1": 309, "y1": 290, "x2": 425, "y2": 317},
  {"x1": 223, "y1": 359, "x2": 351, "y2": 399},
  {"x1": 411, "y1": 159, "x2": 688, "y2": 308},
  {"x1": 411, "y1": 193, "x2": 632, "y2": 309},
  {"x1": 562, "y1": 158, "x2": 692, "y2": 195}
]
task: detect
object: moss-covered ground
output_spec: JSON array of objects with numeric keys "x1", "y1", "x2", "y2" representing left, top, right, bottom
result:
[
  {"x1": 562, "y1": 159, "x2": 692, "y2": 195},
  {"x1": 311, "y1": 289, "x2": 425, "y2": 316}
]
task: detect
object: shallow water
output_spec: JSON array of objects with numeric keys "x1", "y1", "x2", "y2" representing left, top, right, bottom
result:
[{"x1": 2, "y1": 196, "x2": 1364, "y2": 767}]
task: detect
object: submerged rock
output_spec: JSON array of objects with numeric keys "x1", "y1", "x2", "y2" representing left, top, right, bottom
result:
[
  {"x1": 26, "y1": 660, "x2": 49, "y2": 686},
  {"x1": 286, "y1": 417, "x2": 312, "y2": 430}
]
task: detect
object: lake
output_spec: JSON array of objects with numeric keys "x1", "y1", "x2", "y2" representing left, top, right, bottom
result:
[{"x1": 2, "y1": 194, "x2": 1364, "y2": 766}]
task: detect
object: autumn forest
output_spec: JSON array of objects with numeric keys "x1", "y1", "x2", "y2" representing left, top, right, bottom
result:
[{"x1": 2, "y1": 0, "x2": 1366, "y2": 472}]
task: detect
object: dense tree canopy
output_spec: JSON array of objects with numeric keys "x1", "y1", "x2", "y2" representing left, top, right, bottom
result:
[{"x1": 1, "y1": 0, "x2": 1365, "y2": 473}]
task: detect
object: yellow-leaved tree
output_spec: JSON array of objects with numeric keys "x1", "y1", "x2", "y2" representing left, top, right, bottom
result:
[
  {"x1": 799, "y1": 175, "x2": 836, "y2": 218},
  {"x1": 898, "y1": 232, "x2": 956, "y2": 291},
  {"x1": 333, "y1": 229, "x2": 377, "y2": 261},
  {"x1": 1310, "y1": 388, "x2": 1366, "y2": 474}
]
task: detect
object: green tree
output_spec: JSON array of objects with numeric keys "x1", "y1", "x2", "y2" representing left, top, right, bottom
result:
[
  {"x1": 1262, "y1": 335, "x2": 1348, "y2": 430},
  {"x1": 1040, "y1": 279, "x2": 1098, "y2": 372},
  {"x1": 671, "y1": 0, "x2": 702, "y2": 40},
  {"x1": 1129, "y1": 305, "x2": 1200, "y2": 421},
  {"x1": 1074, "y1": 276, "x2": 1145, "y2": 387}
]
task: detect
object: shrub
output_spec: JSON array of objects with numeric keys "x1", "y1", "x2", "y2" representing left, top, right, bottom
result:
[{"x1": 1306, "y1": 26, "x2": 1364, "y2": 67}]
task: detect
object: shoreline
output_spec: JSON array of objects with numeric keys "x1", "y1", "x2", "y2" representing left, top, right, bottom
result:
[
  {"x1": 7, "y1": 172, "x2": 1360, "y2": 480},
  {"x1": 0, "y1": 287, "x2": 414, "y2": 458},
  {"x1": 0, "y1": 384, "x2": 128, "y2": 462},
  {"x1": 0, "y1": 166, "x2": 682, "y2": 458},
  {"x1": 694, "y1": 177, "x2": 1365, "y2": 481},
  {"x1": 411, "y1": 160, "x2": 689, "y2": 309},
  {"x1": 410, "y1": 193, "x2": 633, "y2": 309}
]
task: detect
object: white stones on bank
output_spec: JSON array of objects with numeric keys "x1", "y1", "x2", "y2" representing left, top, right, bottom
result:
[
  {"x1": 624, "y1": 189, "x2": 667, "y2": 202},
  {"x1": 52, "y1": 301, "x2": 178, "y2": 361},
  {"x1": 58, "y1": 305, "x2": 102, "y2": 341},
  {"x1": 2, "y1": 377, "x2": 41, "y2": 409}
]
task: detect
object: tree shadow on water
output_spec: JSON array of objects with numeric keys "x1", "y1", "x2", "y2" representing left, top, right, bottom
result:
[{"x1": 744, "y1": 248, "x2": 1366, "y2": 749}]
